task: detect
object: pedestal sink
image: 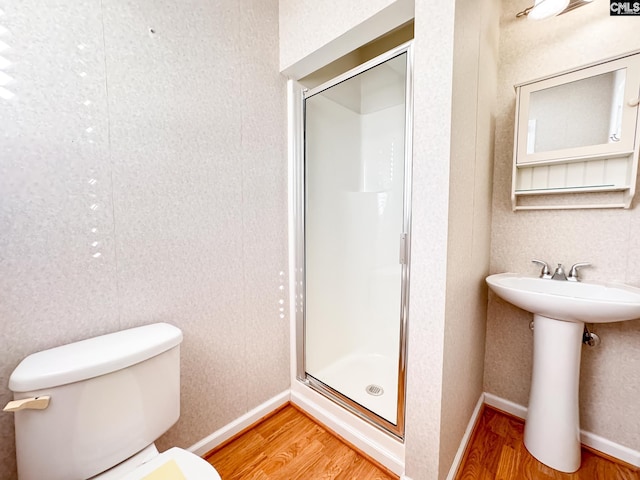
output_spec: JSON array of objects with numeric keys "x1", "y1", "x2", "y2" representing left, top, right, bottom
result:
[{"x1": 486, "y1": 273, "x2": 640, "y2": 473}]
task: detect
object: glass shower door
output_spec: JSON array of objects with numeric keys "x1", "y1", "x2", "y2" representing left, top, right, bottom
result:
[{"x1": 303, "y1": 49, "x2": 410, "y2": 433}]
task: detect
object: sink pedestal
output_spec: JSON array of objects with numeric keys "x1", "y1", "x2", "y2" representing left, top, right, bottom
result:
[
  {"x1": 486, "y1": 272, "x2": 640, "y2": 472},
  {"x1": 525, "y1": 314, "x2": 583, "y2": 473}
]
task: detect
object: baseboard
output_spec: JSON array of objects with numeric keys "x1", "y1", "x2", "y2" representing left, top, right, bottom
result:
[
  {"x1": 445, "y1": 393, "x2": 485, "y2": 480},
  {"x1": 188, "y1": 389, "x2": 639, "y2": 475},
  {"x1": 187, "y1": 386, "x2": 404, "y2": 475},
  {"x1": 483, "y1": 392, "x2": 527, "y2": 419},
  {"x1": 580, "y1": 431, "x2": 640, "y2": 468},
  {"x1": 188, "y1": 390, "x2": 290, "y2": 456},
  {"x1": 483, "y1": 392, "x2": 640, "y2": 468},
  {"x1": 290, "y1": 383, "x2": 405, "y2": 476}
]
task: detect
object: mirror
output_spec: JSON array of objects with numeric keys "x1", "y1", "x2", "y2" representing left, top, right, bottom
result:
[
  {"x1": 526, "y1": 69, "x2": 626, "y2": 154},
  {"x1": 511, "y1": 51, "x2": 640, "y2": 210}
]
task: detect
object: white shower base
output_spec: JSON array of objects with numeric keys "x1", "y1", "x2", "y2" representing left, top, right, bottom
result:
[{"x1": 311, "y1": 352, "x2": 398, "y2": 424}]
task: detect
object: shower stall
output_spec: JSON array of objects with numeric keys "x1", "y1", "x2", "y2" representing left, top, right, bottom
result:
[{"x1": 294, "y1": 43, "x2": 413, "y2": 439}]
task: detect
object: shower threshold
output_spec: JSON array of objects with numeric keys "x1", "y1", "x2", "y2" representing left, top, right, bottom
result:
[{"x1": 309, "y1": 352, "x2": 398, "y2": 426}]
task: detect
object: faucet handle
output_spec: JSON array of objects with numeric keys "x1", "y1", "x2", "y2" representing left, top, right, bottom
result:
[
  {"x1": 532, "y1": 259, "x2": 552, "y2": 279},
  {"x1": 568, "y1": 262, "x2": 591, "y2": 282}
]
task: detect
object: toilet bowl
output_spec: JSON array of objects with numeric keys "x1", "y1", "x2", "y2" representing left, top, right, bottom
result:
[
  {"x1": 93, "y1": 445, "x2": 221, "y2": 480},
  {"x1": 86, "y1": 444, "x2": 221, "y2": 480},
  {"x1": 4, "y1": 323, "x2": 222, "y2": 480},
  {"x1": 119, "y1": 448, "x2": 219, "y2": 480}
]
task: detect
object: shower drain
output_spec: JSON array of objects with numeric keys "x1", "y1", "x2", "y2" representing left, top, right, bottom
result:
[{"x1": 365, "y1": 384, "x2": 384, "y2": 396}]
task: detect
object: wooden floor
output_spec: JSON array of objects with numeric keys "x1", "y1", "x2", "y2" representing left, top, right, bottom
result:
[
  {"x1": 204, "y1": 403, "x2": 639, "y2": 480},
  {"x1": 204, "y1": 404, "x2": 398, "y2": 480},
  {"x1": 455, "y1": 405, "x2": 640, "y2": 480}
]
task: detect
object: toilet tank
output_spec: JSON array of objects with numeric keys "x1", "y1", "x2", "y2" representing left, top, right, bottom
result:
[{"x1": 8, "y1": 323, "x2": 183, "y2": 480}]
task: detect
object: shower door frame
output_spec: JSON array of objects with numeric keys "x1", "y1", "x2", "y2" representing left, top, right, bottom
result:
[{"x1": 294, "y1": 41, "x2": 414, "y2": 440}]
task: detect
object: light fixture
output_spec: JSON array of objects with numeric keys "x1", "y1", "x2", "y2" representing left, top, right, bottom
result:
[
  {"x1": 528, "y1": 0, "x2": 570, "y2": 19},
  {"x1": 559, "y1": 0, "x2": 595, "y2": 14},
  {"x1": 516, "y1": 0, "x2": 594, "y2": 19}
]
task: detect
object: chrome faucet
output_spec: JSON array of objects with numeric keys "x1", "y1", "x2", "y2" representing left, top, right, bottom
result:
[
  {"x1": 532, "y1": 260, "x2": 591, "y2": 281},
  {"x1": 552, "y1": 263, "x2": 567, "y2": 281}
]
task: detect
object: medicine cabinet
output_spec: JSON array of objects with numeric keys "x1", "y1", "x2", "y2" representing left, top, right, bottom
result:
[{"x1": 512, "y1": 51, "x2": 640, "y2": 210}]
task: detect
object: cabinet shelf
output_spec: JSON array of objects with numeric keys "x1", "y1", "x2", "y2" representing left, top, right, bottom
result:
[
  {"x1": 511, "y1": 50, "x2": 640, "y2": 211},
  {"x1": 515, "y1": 150, "x2": 634, "y2": 168},
  {"x1": 515, "y1": 184, "x2": 625, "y2": 195}
]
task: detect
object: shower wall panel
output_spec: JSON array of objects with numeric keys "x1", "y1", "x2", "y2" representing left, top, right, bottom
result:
[
  {"x1": 357, "y1": 104, "x2": 405, "y2": 357},
  {"x1": 305, "y1": 102, "x2": 405, "y2": 376},
  {"x1": 305, "y1": 96, "x2": 362, "y2": 374}
]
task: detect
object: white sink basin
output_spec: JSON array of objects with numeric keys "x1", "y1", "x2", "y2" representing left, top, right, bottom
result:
[
  {"x1": 486, "y1": 271, "x2": 640, "y2": 473},
  {"x1": 486, "y1": 273, "x2": 640, "y2": 323}
]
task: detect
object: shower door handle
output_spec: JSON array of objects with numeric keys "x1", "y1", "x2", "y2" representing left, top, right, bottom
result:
[{"x1": 399, "y1": 233, "x2": 408, "y2": 264}]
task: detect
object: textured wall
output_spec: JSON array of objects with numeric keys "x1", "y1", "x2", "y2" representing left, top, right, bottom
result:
[
  {"x1": 279, "y1": 0, "x2": 396, "y2": 72},
  {"x1": 439, "y1": 0, "x2": 499, "y2": 476},
  {"x1": 405, "y1": 0, "x2": 499, "y2": 478},
  {"x1": 0, "y1": 1, "x2": 288, "y2": 478},
  {"x1": 403, "y1": 0, "x2": 455, "y2": 475},
  {"x1": 279, "y1": 0, "x2": 413, "y2": 78},
  {"x1": 486, "y1": 0, "x2": 640, "y2": 452}
]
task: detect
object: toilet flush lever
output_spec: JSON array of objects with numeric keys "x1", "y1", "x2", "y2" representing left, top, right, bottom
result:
[{"x1": 3, "y1": 396, "x2": 50, "y2": 412}]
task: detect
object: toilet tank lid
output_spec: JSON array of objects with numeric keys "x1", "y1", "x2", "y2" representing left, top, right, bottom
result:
[{"x1": 9, "y1": 323, "x2": 183, "y2": 393}]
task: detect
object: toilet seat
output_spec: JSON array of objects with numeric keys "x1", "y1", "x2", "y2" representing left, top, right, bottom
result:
[{"x1": 119, "y1": 448, "x2": 221, "y2": 480}]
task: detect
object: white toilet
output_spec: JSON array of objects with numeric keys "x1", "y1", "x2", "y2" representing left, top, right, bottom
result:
[{"x1": 4, "y1": 323, "x2": 222, "y2": 480}]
